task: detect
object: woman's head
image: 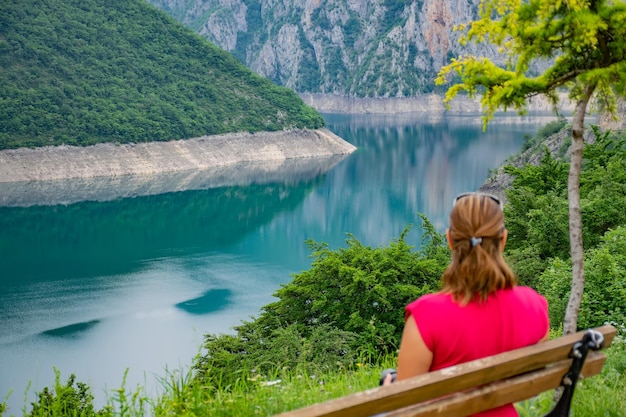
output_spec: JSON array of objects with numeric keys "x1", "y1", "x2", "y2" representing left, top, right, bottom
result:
[{"x1": 442, "y1": 192, "x2": 517, "y2": 304}]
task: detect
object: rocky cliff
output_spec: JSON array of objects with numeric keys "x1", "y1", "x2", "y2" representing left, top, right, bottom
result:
[
  {"x1": 147, "y1": 0, "x2": 505, "y2": 98},
  {"x1": 597, "y1": 98, "x2": 626, "y2": 131}
]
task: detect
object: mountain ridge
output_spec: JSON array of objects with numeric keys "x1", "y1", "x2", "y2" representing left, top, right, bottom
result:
[
  {"x1": 0, "y1": 0, "x2": 326, "y2": 150},
  {"x1": 147, "y1": 0, "x2": 511, "y2": 98}
]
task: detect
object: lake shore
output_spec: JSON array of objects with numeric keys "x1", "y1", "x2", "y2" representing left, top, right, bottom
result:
[
  {"x1": 0, "y1": 93, "x2": 578, "y2": 185},
  {"x1": 0, "y1": 128, "x2": 355, "y2": 183},
  {"x1": 299, "y1": 92, "x2": 576, "y2": 114}
]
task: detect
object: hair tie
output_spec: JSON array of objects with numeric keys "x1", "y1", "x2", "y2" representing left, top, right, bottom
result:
[{"x1": 470, "y1": 237, "x2": 483, "y2": 247}]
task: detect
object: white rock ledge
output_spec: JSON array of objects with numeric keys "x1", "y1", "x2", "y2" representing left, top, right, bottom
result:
[
  {"x1": 300, "y1": 93, "x2": 576, "y2": 114},
  {"x1": 0, "y1": 128, "x2": 356, "y2": 183}
]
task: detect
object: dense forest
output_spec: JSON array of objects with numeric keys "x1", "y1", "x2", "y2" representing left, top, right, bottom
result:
[{"x1": 0, "y1": 0, "x2": 324, "y2": 150}]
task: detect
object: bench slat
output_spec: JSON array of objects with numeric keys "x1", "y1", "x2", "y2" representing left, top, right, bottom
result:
[
  {"x1": 385, "y1": 352, "x2": 607, "y2": 417},
  {"x1": 274, "y1": 325, "x2": 616, "y2": 417}
]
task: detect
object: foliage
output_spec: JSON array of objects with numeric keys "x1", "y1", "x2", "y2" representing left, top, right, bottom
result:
[
  {"x1": 435, "y1": 0, "x2": 626, "y2": 333},
  {"x1": 436, "y1": 0, "x2": 626, "y2": 125},
  {"x1": 0, "y1": 0, "x2": 324, "y2": 150},
  {"x1": 534, "y1": 117, "x2": 569, "y2": 143},
  {"x1": 503, "y1": 148, "x2": 571, "y2": 262},
  {"x1": 154, "y1": 354, "x2": 399, "y2": 417},
  {"x1": 103, "y1": 370, "x2": 149, "y2": 417},
  {"x1": 516, "y1": 326, "x2": 626, "y2": 416},
  {"x1": 27, "y1": 369, "x2": 103, "y2": 417},
  {"x1": 505, "y1": 129, "x2": 626, "y2": 260},
  {"x1": 503, "y1": 129, "x2": 626, "y2": 329},
  {"x1": 504, "y1": 147, "x2": 569, "y2": 194},
  {"x1": 192, "y1": 322, "x2": 358, "y2": 395},
  {"x1": 503, "y1": 95, "x2": 626, "y2": 335},
  {"x1": 504, "y1": 244, "x2": 549, "y2": 290},
  {"x1": 538, "y1": 226, "x2": 626, "y2": 330},
  {"x1": 521, "y1": 117, "x2": 568, "y2": 152},
  {"x1": 192, "y1": 219, "x2": 449, "y2": 389},
  {"x1": 262, "y1": 228, "x2": 446, "y2": 352}
]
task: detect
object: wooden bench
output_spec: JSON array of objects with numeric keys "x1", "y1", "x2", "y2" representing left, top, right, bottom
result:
[{"x1": 274, "y1": 325, "x2": 617, "y2": 417}]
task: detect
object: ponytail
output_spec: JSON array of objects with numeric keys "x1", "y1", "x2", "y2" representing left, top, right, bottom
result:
[{"x1": 442, "y1": 194, "x2": 517, "y2": 305}]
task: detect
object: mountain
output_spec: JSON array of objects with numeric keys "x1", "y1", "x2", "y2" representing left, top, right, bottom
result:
[
  {"x1": 146, "y1": 0, "x2": 505, "y2": 98},
  {"x1": 0, "y1": 0, "x2": 324, "y2": 150}
]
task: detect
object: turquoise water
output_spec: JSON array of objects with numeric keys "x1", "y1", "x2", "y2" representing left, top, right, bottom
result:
[{"x1": 0, "y1": 112, "x2": 555, "y2": 412}]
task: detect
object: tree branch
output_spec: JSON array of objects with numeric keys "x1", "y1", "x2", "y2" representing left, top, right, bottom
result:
[{"x1": 545, "y1": 69, "x2": 586, "y2": 90}]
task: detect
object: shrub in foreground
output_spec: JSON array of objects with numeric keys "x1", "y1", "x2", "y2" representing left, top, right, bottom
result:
[
  {"x1": 193, "y1": 217, "x2": 449, "y2": 389},
  {"x1": 539, "y1": 226, "x2": 626, "y2": 330}
]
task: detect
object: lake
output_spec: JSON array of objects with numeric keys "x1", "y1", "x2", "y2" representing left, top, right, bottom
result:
[{"x1": 0, "y1": 112, "x2": 557, "y2": 412}]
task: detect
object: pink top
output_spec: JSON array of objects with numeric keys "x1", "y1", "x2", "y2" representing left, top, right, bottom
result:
[{"x1": 405, "y1": 286, "x2": 549, "y2": 417}]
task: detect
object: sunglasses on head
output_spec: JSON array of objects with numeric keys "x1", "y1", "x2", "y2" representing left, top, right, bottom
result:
[{"x1": 454, "y1": 192, "x2": 503, "y2": 210}]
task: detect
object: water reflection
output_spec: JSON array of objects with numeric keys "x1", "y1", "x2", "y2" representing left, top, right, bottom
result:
[
  {"x1": 244, "y1": 113, "x2": 558, "y2": 270},
  {"x1": 0, "y1": 155, "x2": 349, "y2": 207},
  {"x1": 323, "y1": 112, "x2": 559, "y2": 231},
  {"x1": 0, "y1": 178, "x2": 320, "y2": 282},
  {"x1": 41, "y1": 320, "x2": 101, "y2": 338},
  {"x1": 175, "y1": 289, "x2": 232, "y2": 315}
]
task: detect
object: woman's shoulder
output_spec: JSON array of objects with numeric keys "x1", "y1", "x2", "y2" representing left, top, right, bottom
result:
[
  {"x1": 509, "y1": 285, "x2": 546, "y2": 298},
  {"x1": 407, "y1": 292, "x2": 454, "y2": 311},
  {"x1": 405, "y1": 292, "x2": 459, "y2": 329},
  {"x1": 502, "y1": 286, "x2": 548, "y2": 308}
]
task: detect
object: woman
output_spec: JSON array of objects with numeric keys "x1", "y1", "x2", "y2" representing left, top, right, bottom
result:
[{"x1": 386, "y1": 192, "x2": 549, "y2": 417}]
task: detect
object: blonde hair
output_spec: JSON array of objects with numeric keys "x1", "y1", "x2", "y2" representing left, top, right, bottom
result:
[{"x1": 442, "y1": 193, "x2": 517, "y2": 305}]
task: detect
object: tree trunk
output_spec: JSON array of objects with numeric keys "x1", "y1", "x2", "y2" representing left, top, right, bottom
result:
[{"x1": 562, "y1": 83, "x2": 596, "y2": 335}]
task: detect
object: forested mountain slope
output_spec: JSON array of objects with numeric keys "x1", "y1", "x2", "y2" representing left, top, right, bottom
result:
[
  {"x1": 147, "y1": 0, "x2": 511, "y2": 98},
  {"x1": 0, "y1": 0, "x2": 324, "y2": 150}
]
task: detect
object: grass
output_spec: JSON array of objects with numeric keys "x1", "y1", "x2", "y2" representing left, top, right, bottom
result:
[
  {"x1": 2, "y1": 336, "x2": 624, "y2": 416},
  {"x1": 516, "y1": 333, "x2": 626, "y2": 417},
  {"x1": 150, "y1": 356, "x2": 397, "y2": 417}
]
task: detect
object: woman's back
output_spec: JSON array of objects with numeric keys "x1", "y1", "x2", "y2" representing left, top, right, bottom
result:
[
  {"x1": 406, "y1": 286, "x2": 549, "y2": 371},
  {"x1": 391, "y1": 193, "x2": 550, "y2": 417}
]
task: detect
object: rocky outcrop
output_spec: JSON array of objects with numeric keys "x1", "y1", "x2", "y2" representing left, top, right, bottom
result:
[
  {"x1": 478, "y1": 128, "x2": 576, "y2": 203},
  {"x1": 478, "y1": 104, "x2": 625, "y2": 202},
  {"x1": 147, "y1": 0, "x2": 505, "y2": 97},
  {"x1": 597, "y1": 97, "x2": 626, "y2": 131},
  {"x1": 0, "y1": 128, "x2": 356, "y2": 183}
]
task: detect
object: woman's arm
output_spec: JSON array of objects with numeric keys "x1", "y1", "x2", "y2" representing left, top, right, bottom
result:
[{"x1": 396, "y1": 314, "x2": 433, "y2": 381}]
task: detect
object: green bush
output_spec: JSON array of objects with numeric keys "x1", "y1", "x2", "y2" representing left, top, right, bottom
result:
[
  {"x1": 520, "y1": 117, "x2": 568, "y2": 152},
  {"x1": 504, "y1": 245, "x2": 549, "y2": 289},
  {"x1": 504, "y1": 189, "x2": 570, "y2": 260},
  {"x1": 27, "y1": 369, "x2": 104, "y2": 417},
  {"x1": 193, "y1": 219, "x2": 449, "y2": 389},
  {"x1": 538, "y1": 226, "x2": 626, "y2": 330},
  {"x1": 505, "y1": 128, "x2": 626, "y2": 288}
]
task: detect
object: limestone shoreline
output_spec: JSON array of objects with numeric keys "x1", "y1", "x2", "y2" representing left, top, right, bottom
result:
[
  {"x1": 0, "y1": 93, "x2": 574, "y2": 185},
  {"x1": 0, "y1": 128, "x2": 356, "y2": 183},
  {"x1": 299, "y1": 92, "x2": 576, "y2": 114}
]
